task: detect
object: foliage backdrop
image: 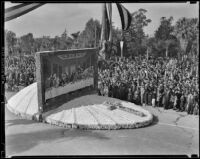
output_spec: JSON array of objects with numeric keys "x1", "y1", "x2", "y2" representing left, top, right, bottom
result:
[{"x1": 5, "y1": 8, "x2": 199, "y2": 60}]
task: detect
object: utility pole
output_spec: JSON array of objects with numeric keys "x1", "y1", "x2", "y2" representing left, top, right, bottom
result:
[
  {"x1": 197, "y1": 20, "x2": 199, "y2": 78},
  {"x1": 100, "y1": 3, "x2": 107, "y2": 46},
  {"x1": 120, "y1": 31, "x2": 124, "y2": 58},
  {"x1": 94, "y1": 22, "x2": 97, "y2": 48},
  {"x1": 108, "y1": 3, "x2": 112, "y2": 43},
  {"x1": 108, "y1": 3, "x2": 112, "y2": 59}
]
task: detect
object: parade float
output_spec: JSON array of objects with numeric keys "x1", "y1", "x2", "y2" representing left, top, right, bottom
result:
[
  {"x1": 7, "y1": 80, "x2": 153, "y2": 130},
  {"x1": 6, "y1": 3, "x2": 154, "y2": 130},
  {"x1": 44, "y1": 101, "x2": 153, "y2": 130}
]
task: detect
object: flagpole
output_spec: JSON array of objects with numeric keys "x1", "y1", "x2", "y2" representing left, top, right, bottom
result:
[
  {"x1": 95, "y1": 22, "x2": 97, "y2": 48},
  {"x1": 108, "y1": 3, "x2": 112, "y2": 42},
  {"x1": 197, "y1": 19, "x2": 199, "y2": 79},
  {"x1": 108, "y1": 3, "x2": 112, "y2": 59},
  {"x1": 100, "y1": 3, "x2": 106, "y2": 46},
  {"x1": 120, "y1": 30, "x2": 124, "y2": 58},
  {"x1": 100, "y1": 3, "x2": 111, "y2": 60}
]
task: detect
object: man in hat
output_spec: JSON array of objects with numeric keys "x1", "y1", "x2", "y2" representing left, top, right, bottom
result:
[
  {"x1": 193, "y1": 91, "x2": 199, "y2": 115},
  {"x1": 144, "y1": 82, "x2": 149, "y2": 106},
  {"x1": 180, "y1": 90, "x2": 186, "y2": 112},
  {"x1": 163, "y1": 84, "x2": 170, "y2": 110},
  {"x1": 112, "y1": 78, "x2": 118, "y2": 98},
  {"x1": 98, "y1": 81, "x2": 102, "y2": 95},
  {"x1": 160, "y1": 83, "x2": 165, "y2": 107},
  {"x1": 176, "y1": 86, "x2": 182, "y2": 111},
  {"x1": 127, "y1": 88, "x2": 132, "y2": 102},
  {"x1": 186, "y1": 90, "x2": 193, "y2": 114},
  {"x1": 152, "y1": 89, "x2": 156, "y2": 107},
  {"x1": 140, "y1": 82, "x2": 145, "y2": 106},
  {"x1": 108, "y1": 80, "x2": 113, "y2": 97}
]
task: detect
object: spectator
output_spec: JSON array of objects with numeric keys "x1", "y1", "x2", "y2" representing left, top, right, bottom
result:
[
  {"x1": 152, "y1": 90, "x2": 156, "y2": 107},
  {"x1": 140, "y1": 83, "x2": 145, "y2": 106},
  {"x1": 98, "y1": 55, "x2": 199, "y2": 115},
  {"x1": 5, "y1": 55, "x2": 36, "y2": 91}
]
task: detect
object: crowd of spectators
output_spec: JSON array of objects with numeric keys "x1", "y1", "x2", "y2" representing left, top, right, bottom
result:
[
  {"x1": 98, "y1": 56, "x2": 199, "y2": 115},
  {"x1": 5, "y1": 54, "x2": 94, "y2": 92},
  {"x1": 5, "y1": 54, "x2": 199, "y2": 115},
  {"x1": 5, "y1": 55, "x2": 36, "y2": 91}
]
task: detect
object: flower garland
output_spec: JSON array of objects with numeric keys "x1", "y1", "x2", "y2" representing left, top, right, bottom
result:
[
  {"x1": 7, "y1": 103, "x2": 36, "y2": 121},
  {"x1": 103, "y1": 101, "x2": 146, "y2": 117},
  {"x1": 42, "y1": 102, "x2": 153, "y2": 130}
]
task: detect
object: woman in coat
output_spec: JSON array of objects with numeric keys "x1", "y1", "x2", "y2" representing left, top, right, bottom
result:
[
  {"x1": 127, "y1": 88, "x2": 132, "y2": 102},
  {"x1": 186, "y1": 91, "x2": 194, "y2": 114},
  {"x1": 140, "y1": 83, "x2": 145, "y2": 106},
  {"x1": 152, "y1": 89, "x2": 156, "y2": 107},
  {"x1": 163, "y1": 89, "x2": 167, "y2": 109},
  {"x1": 144, "y1": 83, "x2": 149, "y2": 106}
]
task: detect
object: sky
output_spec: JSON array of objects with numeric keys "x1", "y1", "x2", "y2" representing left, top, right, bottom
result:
[{"x1": 5, "y1": 2, "x2": 199, "y2": 38}]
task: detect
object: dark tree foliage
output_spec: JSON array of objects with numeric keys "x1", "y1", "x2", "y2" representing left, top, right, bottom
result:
[{"x1": 4, "y1": 12, "x2": 198, "y2": 61}]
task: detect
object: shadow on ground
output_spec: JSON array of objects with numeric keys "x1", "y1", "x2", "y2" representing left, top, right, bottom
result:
[
  {"x1": 5, "y1": 91, "x2": 19, "y2": 101},
  {"x1": 151, "y1": 115, "x2": 159, "y2": 126},
  {"x1": 43, "y1": 93, "x2": 122, "y2": 117},
  {"x1": 6, "y1": 119, "x2": 36, "y2": 127},
  {"x1": 6, "y1": 127, "x2": 110, "y2": 156},
  {"x1": 44, "y1": 87, "x2": 96, "y2": 112}
]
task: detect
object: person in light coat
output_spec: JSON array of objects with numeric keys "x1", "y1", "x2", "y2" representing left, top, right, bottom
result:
[
  {"x1": 186, "y1": 91, "x2": 194, "y2": 114},
  {"x1": 152, "y1": 90, "x2": 156, "y2": 107},
  {"x1": 140, "y1": 83, "x2": 145, "y2": 106}
]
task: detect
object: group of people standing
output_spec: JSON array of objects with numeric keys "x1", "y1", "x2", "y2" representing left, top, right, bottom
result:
[
  {"x1": 98, "y1": 56, "x2": 199, "y2": 115},
  {"x1": 5, "y1": 55, "x2": 36, "y2": 91},
  {"x1": 5, "y1": 54, "x2": 199, "y2": 116}
]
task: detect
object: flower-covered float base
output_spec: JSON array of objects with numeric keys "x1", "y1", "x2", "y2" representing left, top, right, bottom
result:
[
  {"x1": 44, "y1": 101, "x2": 153, "y2": 130},
  {"x1": 6, "y1": 83, "x2": 39, "y2": 120}
]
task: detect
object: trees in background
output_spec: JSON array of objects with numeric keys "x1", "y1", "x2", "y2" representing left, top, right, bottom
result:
[
  {"x1": 77, "y1": 18, "x2": 101, "y2": 48},
  {"x1": 71, "y1": 31, "x2": 80, "y2": 49},
  {"x1": 4, "y1": 18, "x2": 101, "y2": 56},
  {"x1": 110, "y1": 26, "x2": 121, "y2": 57},
  {"x1": 5, "y1": 30, "x2": 17, "y2": 56},
  {"x1": 122, "y1": 8, "x2": 151, "y2": 57},
  {"x1": 153, "y1": 16, "x2": 179, "y2": 58},
  {"x1": 173, "y1": 17, "x2": 199, "y2": 60},
  {"x1": 141, "y1": 36, "x2": 155, "y2": 59},
  {"x1": 20, "y1": 33, "x2": 34, "y2": 54},
  {"x1": 172, "y1": 17, "x2": 199, "y2": 78},
  {"x1": 40, "y1": 36, "x2": 54, "y2": 51},
  {"x1": 4, "y1": 12, "x2": 198, "y2": 59}
]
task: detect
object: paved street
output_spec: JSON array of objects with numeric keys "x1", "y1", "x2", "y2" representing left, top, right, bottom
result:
[{"x1": 5, "y1": 92, "x2": 199, "y2": 156}]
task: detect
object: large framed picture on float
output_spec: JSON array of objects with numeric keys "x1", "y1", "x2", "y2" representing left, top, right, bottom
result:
[{"x1": 35, "y1": 48, "x2": 98, "y2": 113}]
